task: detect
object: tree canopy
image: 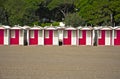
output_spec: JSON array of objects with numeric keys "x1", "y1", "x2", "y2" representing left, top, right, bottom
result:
[
  {"x1": 0, "y1": 0, "x2": 120, "y2": 27},
  {"x1": 75, "y1": 0, "x2": 120, "y2": 26}
]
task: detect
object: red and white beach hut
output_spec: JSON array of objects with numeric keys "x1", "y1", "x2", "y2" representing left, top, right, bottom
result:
[
  {"x1": 0, "y1": 25, "x2": 10, "y2": 45},
  {"x1": 77, "y1": 26, "x2": 93, "y2": 45},
  {"x1": 63, "y1": 27, "x2": 77, "y2": 45},
  {"x1": 44, "y1": 26, "x2": 58, "y2": 45},
  {"x1": 113, "y1": 26, "x2": 120, "y2": 45},
  {"x1": 98, "y1": 26, "x2": 112, "y2": 45},
  {"x1": 10, "y1": 25, "x2": 24, "y2": 45},
  {"x1": 29, "y1": 26, "x2": 44, "y2": 45}
]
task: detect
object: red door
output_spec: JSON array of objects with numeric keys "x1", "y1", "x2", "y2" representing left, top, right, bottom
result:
[
  {"x1": 10, "y1": 30, "x2": 19, "y2": 45},
  {"x1": 0, "y1": 29, "x2": 4, "y2": 45},
  {"x1": 98, "y1": 30, "x2": 105, "y2": 45},
  {"x1": 114, "y1": 30, "x2": 120, "y2": 45},
  {"x1": 44, "y1": 30, "x2": 53, "y2": 45},
  {"x1": 63, "y1": 30, "x2": 71, "y2": 45},
  {"x1": 29, "y1": 30, "x2": 38, "y2": 45},
  {"x1": 79, "y1": 30, "x2": 86, "y2": 45}
]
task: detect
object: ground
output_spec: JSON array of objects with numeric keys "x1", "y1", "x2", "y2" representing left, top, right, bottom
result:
[{"x1": 0, "y1": 46, "x2": 120, "y2": 79}]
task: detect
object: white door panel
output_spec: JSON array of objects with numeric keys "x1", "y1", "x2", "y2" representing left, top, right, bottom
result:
[
  {"x1": 105, "y1": 31, "x2": 111, "y2": 45},
  {"x1": 72, "y1": 30, "x2": 77, "y2": 45},
  {"x1": 53, "y1": 31, "x2": 58, "y2": 45},
  {"x1": 86, "y1": 31, "x2": 92, "y2": 45}
]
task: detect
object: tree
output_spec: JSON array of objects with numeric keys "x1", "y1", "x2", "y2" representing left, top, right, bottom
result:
[
  {"x1": 65, "y1": 13, "x2": 85, "y2": 27},
  {"x1": 2, "y1": 0, "x2": 43, "y2": 26},
  {"x1": 47, "y1": 0, "x2": 75, "y2": 19},
  {"x1": 0, "y1": 0, "x2": 8, "y2": 25},
  {"x1": 75, "y1": 0, "x2": 120, "y2": 26}
]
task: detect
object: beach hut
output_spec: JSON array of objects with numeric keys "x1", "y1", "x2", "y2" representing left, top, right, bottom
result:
[
  {"x1": 98, "y1": 26, "x2": 112, "y2": 45},
  {"x1": 29, "y1": 26, "x2": 44, "y2": 45},
  {"x1": 113, "y1": 26, "x2": 120, "y2": 45},
  {"x1": 44, "y1": 27, "x2": 58, "y2": 45},
  {"x1": 63, "y1": 27, "x2": 77, "y2": 45},
  {"x1": 0, "y1": 25, "x2": 10, "y2": 45},
  {"x1": 10, "y1": 25, "x2": 24, "y2": 45},
  {"x1": 77, "y1": 26, "x2": 93, "y2": 45}
]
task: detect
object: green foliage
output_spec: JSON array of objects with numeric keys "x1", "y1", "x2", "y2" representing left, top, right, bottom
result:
[
  {"x1": 47, "y1": 0, "x2": 74, "y2": 10},
  {"x1": 41, "y1": 23, "x2": 51, "y2": 27},
  {"x1": 47, "y1": 0, "x2": 75, "y2": 18},
  {"x1": 65, "y1": 13, "x2": 85, "y2": 27},
  {"x1": 0, "y1": 0, "x2": 120, "y2": 26},
  {"x1": 40, "y1": 22, "x2": 59, "y2": 27},
  {"x1": 31, "y1": 21, "x2": 41, "y2": 26},
  {"x1": 76, "y1": 0, "x2": 120, "y2": 26},
  {"x1": 1, "y1": 0, "x2": 43, "y2": 26},
  {"x1": 52, "y1": 22, "x2": 59, "y2": 26}
]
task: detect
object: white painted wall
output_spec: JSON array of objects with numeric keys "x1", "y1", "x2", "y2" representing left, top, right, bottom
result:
[
  {"x1": 27, "y1": 30, "x2": 29, "y2": 45},
  {"x1": 112, "y1": 30, "x2": 114, "y2": 46},
  {"x1": 71, "y1": 30, "x2": 77, "y2": 45},
  {"x1": 92, "y1": 30, "x2": 95, "y2": 46},
  {"x1": 105, "y1": 30, "x2": 111, "y2": 45},
  {"x1": 19, "y1": 30, "x2": 24, "y2": 45},
  {"x1": 58, "y1": 30, "x2": 63, "y2": 41},
  {"x1": 4, "y1": 29, "x2": 9, "y2": 45},
  {"x1": 86, "y1": 30, "x2": 92, "y2": 45},
  {"x1": 38, "y1": 30, "x2": 44, "y2": 45},
  {"x1": 53, "y1": 30, "x2": 58, "y2": 45}
]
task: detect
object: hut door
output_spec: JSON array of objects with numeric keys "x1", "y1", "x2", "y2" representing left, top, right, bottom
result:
[
  {"x1": 58, "y1": 30, "x2": 63, "y2": 41},
  {"x1": 86, "y1": 30, "x2": 92, "y2": 45},
  {"x1": 38, "y1": 30, "x2": 44, "y2": 45},
  {"x1": 11, "y1": 30, "x2": 15, "y2": 38},
  {"x1": 19, "y1": 30, "x2": 24, "y2": 45},
  {"x1": 0, "y1": 29, "x2": 4, "y2": 44},
  {"x1": 24, "y1": 30, "x2": 27, "y2": 45},
  {"x1": 72, "y1": 30, "x2": 76, "y2": 45},
  {"x1": 105, "y1": 30, "x2": 111, "y2": 45},
  {"x1": 53, "y1": 30, "x2": 58, "y2": 45}
]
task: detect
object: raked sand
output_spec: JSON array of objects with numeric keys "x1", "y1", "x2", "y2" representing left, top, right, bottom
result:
[{"x1": 0, "y1": 46, "x2": 120, "y2": 79}]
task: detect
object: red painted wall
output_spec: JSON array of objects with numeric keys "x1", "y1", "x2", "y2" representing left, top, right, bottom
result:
[
  {"x1": 114, "y1": 30, "x2": 120, "y2": 45},
  {"x1": 98, "y1": 30, "x2": 105, "y2": 45},
  {"x1": 10, "y1": 30, "x2": 19, "y2": 45},
  {"x1": 79, "y1": 30, "x2": 86, "y2": 45},
  {"x1": 29, "y1": 30, "x2": 38, "y2": 45},
  {"x1": 0, "y1": 29, "x2": 4, "y2": 45},
  {"x1": 44, "y1": 30, "x2": 53, "y2": 45},
  {"x1": 63, "y1": 30, "x2": 71, "y2": 45}
]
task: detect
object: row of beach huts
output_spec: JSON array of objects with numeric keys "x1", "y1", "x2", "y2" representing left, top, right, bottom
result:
[{"x1": 0, "y1": 25, "x2": 120, "y2": 46}]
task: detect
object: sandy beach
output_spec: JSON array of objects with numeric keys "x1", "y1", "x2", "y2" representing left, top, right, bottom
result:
[{"x1": 0, "y1": 46, "x2": 120, "y2": 79}]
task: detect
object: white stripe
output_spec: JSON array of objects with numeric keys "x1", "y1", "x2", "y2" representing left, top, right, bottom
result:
[
  {"x1": 53, "y1": 30, "x2": 58, "y2": 45},
  {"x1": 71, "y1": 30, "x2": 77, "y2": 45},
  {"x1": 38, "y1": 30, "x2": 44, "y2": 45},
  {"x1": 86, "y1": 31, "x2": 92, "y2": 45},
  {"x1": 105, "y1": 31, "x2": 111, "y2": 45}
]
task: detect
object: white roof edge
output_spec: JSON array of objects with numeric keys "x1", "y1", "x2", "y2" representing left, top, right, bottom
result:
[
  {"x1": 100, "y1": 26, "x2": 113, "y2": 30},
  {"x1": 3, "y1": 25, "x2": 10, "y2": 29},
  {"x1": 30, "y1": 26, "x2": 43, "y2": 30},
  {"x1": 113, "y1": 26, "x2": 120, "y2": 30},
  {"x1": 65, "y1": 27, "x2": 76, "y2": 30},
  {"x1": 22, "y1": 25, "x2": 31, "y2": 29},
  {"x1": 44, "y1": 27, "x2": 57, "y2": 30},
  {"x1": 11, "y1": 25, "x2": 22, "y2": 29},
  {"x1": 80, "y1": 27, "x2": 93, "y2": 30},
  {"x1": 0, "y1": 25, "x2": 10, "y2": 29},
  {"x1": 56, "y1": 26, "x2": 65, "y2": 29}
]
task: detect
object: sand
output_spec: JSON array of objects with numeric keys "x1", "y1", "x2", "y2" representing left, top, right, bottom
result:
[{"x1": 0, "y1": 46, "x2": 120, "y2": 79}]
